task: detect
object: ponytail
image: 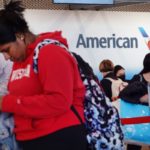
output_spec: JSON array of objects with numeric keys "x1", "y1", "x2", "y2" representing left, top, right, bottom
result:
[{"x1": 0, "y1": 0, "x2": 29, "y2": 44}]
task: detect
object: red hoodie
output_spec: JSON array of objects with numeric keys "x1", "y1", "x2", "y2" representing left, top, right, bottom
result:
[{"x1": 2, "y1": 31, "x2": 85, "y2": 140}]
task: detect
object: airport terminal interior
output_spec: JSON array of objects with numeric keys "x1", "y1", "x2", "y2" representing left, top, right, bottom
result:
[{"x1": 0, "y1": 0, "x2": 150, "y2": 150}]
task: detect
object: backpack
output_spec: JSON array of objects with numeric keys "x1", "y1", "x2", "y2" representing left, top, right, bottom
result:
[{"x1": 33, "y1": 39, "x2": 124, "y2": 150}]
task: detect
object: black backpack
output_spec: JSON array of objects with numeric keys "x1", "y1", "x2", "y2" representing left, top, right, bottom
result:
[{"x1": 33, "y1": 39, "x2": 124, "y2": 150}]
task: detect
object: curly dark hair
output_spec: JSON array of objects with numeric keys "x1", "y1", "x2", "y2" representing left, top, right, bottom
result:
[{"x1": 0, "y1": 0, "x2": 29, "y2": 44}]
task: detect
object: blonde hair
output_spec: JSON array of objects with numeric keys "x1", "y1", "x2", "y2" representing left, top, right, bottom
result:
[{"x1": 99, "y1": 59, "x2": 114, "y2": 72}]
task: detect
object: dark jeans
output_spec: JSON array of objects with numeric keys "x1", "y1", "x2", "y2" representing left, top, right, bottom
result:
[
  {"x1": 127, "y1": 144, "x2": 141, "y2": 150},
  {"x1": 19, "y1": 124, "x2": 87, "y2": 150}
]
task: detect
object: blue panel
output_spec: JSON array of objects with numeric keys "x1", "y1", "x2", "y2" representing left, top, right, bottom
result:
[
  {"x1": 120, "y1": 100, "x2": 150, "y2": 144},
  {"x1": 139, "y1": 27, "x2": 149, "y2": 38},
  {"x1": 53, "y1": 0, "x2": 114, "y2": 4}
]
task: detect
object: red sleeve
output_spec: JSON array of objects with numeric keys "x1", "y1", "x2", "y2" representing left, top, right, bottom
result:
[{"x1": 2, "y1": 45, "x2": 78, "y2": 119}]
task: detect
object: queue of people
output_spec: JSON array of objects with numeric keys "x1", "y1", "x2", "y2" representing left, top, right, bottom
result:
[
  {"x1": 99, "y1": 59, "x2": 128, "y2": 102},
  {"x1": 99, "y1": 53, "x2": 150, "y2": 150}
]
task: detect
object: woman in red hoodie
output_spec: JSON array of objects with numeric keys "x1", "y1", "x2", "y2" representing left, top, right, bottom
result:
[{"x1": 0, "y1": 1, "x2": 87, "y2": 150}]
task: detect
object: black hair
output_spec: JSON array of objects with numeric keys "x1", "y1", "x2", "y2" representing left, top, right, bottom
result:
[
  {"x1": 140, "y1": 53, "x2": 150, "y2": 74},
  {"x1": 114, "y1": 65, "x2": 124, "y2": 76},
  {"x1": 0, "y1": 0, "x2": 29, "y2": 44}
]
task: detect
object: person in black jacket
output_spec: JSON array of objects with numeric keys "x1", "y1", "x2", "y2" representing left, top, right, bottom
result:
[
  {"x1": 120, "y1": 53, "x2": 150, "y2": 105},
  {"x1": 119, "y1": 53, "x2": 150, "y2": 150}
]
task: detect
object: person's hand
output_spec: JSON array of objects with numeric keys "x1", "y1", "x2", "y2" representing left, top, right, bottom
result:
[
  {"x1": 0, "y1": 96, "x2": 3, "y2": 111},
  {"x1": 140, "y1": 94, "x2": 148, "y2": 103},
  {"x1": 120, "y1": 82, "x2": 128, "y2": 91}
]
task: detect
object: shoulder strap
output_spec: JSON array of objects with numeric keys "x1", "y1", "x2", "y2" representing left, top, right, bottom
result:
[
  {"x1": 71, "y1": 106, "x2": 83, "y2": 124},
  {"x1": 33, "y1": 38, "x2": 68, "y2": 73}
]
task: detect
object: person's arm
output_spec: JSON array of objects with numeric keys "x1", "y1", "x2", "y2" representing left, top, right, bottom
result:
[
  {"x1": 1, "y1": 45, "x2": 84, "y2": 119},
  {"x1": 0, "y1": 54, "x2": 7, "y2": 75},
  {"x1": 0, "y1": 54, "x2": 12, "y2": 95},
  {"x1": 139, "y1": 94, "x2": 148, "y2": 103},
  {"x1": 119, "y1": 81, "x2": 147, "y2": 104}
]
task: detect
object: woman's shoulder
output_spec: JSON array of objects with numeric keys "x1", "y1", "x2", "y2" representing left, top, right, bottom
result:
[{"x1": 101, "y1": 78, "x2": 112, "y2": 87}]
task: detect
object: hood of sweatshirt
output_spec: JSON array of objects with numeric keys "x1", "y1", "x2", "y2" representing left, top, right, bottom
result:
[{"x1": 27, "y1": 31, "x2": 68, "y2": 57}]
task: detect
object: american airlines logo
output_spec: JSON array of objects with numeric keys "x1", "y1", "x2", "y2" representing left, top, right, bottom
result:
[{"x1": 138, "y1": 27, "x2": 150, "y2": 50}]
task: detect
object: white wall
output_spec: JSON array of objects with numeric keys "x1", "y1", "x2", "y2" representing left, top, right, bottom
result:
[{"x1": 24, "y1": 10, "x2": 150, "y2": 79}]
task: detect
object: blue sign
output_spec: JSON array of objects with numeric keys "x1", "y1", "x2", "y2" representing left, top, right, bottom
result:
[
  {"x1": 120, "y1": 100, "x2": 150, "y2": 145},
  {"x1": 53, "y1": 0, "x2": 113, "y2": 4}
]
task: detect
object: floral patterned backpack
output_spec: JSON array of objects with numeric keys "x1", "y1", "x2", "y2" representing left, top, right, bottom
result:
[{"x1": 69, "y1": 52, "x2": 124, "y2": 150}]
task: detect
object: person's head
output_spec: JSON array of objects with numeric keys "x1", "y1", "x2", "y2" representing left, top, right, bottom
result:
[
  {"x1": 140, "y1": 53, "x2": 150, "y2": 74},
  {"x1": 0, "y1": 0, "x2": 33, "y2": 62},
  {"x1": 99, "y1": 59, "x2": 114, "y2": 77},
  {"x1": 114, "y1": 65, "x2": 125, "y2": 81}
]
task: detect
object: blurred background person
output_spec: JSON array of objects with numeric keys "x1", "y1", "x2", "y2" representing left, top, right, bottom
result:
[
  {"x1": 119, "y1": 53, "x2": 150, "y2": 150},
  {"x1": 0, "y1": 53, "x2": 20, "y2": 150},
  {"x1": 99, "y1": 59, "x2": 116, "y2": 101},
  {"x1": 114, "y1": 65, "x2": 126, "y2": 81},
  {"x1": 99, "y1": 59, "x2": 128, "y2": 112},
  {"x1": 130, "y1": 53, "x2": 150, "y2": 86}
]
